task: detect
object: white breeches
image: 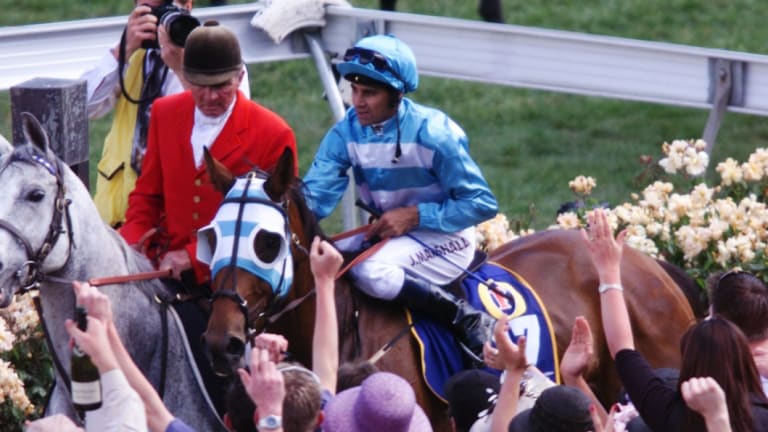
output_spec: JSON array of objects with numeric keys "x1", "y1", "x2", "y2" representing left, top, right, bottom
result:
[{"x1": 340, "y1": 227, "x2": 476, "y2": 300}]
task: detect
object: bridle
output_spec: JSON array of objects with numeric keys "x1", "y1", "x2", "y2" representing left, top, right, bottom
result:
[
  {"x1": 0, "y1": 150, "x2": 74, "y2": 294},
  {"x1": 204, "y1": 170, "x2": 308, "y2": 339}
]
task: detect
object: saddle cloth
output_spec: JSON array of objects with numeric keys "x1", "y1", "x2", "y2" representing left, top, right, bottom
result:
[{"x1": 408, "y1": 262, "x2": 560, "y2": 401}]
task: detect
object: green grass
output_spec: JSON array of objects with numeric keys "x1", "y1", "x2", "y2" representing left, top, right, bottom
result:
[{"x1": 2, "y1": 0, "x2": 768, "y2": 231}]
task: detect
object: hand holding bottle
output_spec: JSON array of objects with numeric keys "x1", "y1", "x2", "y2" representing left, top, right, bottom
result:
[{"x1": 66, "y1": 311, "x2": 119, "y2": 374}]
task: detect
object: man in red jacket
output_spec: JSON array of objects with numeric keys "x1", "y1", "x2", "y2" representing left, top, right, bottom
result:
[
  {"x1": 120, "y1": 21, "x2": 298, "y2": 287},
  {"x1": 119, "y1": 20, "x2": 297, "y2": 417}
]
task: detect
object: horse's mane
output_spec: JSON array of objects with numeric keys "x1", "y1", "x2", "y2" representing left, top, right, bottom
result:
[
  {"x1": 287, "y1": 177, "x2": 327, "y2": 243},
  {"x1": 106, "y1": 226, "x2": 174, "y2": 298}
]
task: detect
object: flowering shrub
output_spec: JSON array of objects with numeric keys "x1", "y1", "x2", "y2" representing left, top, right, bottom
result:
[
  {"x1": 477, "y1": 139, "x2": 768, "y2": 291},
  {"x1": 0, "y1": 293, "x2": 51, "y2": 430}
]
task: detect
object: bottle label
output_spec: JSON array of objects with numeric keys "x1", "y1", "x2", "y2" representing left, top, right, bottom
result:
[{"x1": 72, "y1": 380, "x2": 101, "y2": 405}]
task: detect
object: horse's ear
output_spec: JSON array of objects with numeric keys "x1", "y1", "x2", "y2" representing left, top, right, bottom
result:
[
  {"x1": 264, "y1": 148, "x2": 295, "y2": 201},
  {"x1": 21, "y1": 112, "x2": 55, "y2": 160},
  {"x1": 204, "y1": 147, "x2": 236, "y2": 194}
]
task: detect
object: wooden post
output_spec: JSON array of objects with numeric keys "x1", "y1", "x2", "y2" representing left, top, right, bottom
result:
[{"x1": 10, "y1": 78, "x2": 90, "y2": 189}]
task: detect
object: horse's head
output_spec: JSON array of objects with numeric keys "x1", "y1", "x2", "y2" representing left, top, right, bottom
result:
[
  {"x1": 0, "y1": 113, "x2": 73, "y2": 307},
  {"x1": 200, "y1": 147, "x2": 317, "y2": 375}
]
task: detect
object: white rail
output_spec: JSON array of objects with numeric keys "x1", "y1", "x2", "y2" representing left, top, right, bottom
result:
[{"x1": 2, "y1": 4, "x2": 767, "y2": 115}]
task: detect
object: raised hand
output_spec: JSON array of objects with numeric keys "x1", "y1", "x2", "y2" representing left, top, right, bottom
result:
[{"x1": 561, "y1": 316, "x2": 595, "y2": 382}]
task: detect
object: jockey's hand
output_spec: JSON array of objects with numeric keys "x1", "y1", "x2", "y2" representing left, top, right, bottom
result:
[
  {"x1": 121, "y1": 4, "x2": 158, "y2": 59},
  {"x1": 560, "y1": 316, "x2": 595, "y2": 382},
  {"x1": 310, "y1": 236, "x2": 343, "y2": 284},
  {"x1": 483, "y1": 341, "x2": 503, "y2": 370},
  {"x1": 159, "y1": 249, "x2": 192, "y2": 279},
  {"x1": 238, "y1": 347, "x2": 285, "y2": 418},
  {"x1": 73, "y1": 281, "x2": 114, "y2": 325},
  {"x1": 252, "y1": 333, "x2": 289, "y2": 363},
  {"x1": 365, "y1": 206, "x2": 419, "y2": 240}
]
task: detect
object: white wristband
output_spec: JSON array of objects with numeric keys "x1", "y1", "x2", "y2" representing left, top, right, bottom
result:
[{"x1": 599, "y1": 283, "x2": 623, "y2": 294}]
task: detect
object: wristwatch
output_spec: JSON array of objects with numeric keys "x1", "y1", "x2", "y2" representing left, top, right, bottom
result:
[{"x1": 258, "y1": 415, "x2": 282, "y2": 430}]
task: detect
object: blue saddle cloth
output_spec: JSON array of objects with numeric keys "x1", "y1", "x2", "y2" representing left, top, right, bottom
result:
[{"x1": 408, "y1": 262, "x2": 559, "y2": 401}]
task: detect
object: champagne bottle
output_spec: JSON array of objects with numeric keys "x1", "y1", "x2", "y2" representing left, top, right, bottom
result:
[{"x1": 71, "y1": 306, "x2": 102, "y2": 411}]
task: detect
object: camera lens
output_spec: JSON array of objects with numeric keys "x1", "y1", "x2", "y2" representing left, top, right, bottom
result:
[{"x1": 161, "y1": 12, "x2": 200, "y2": 47}]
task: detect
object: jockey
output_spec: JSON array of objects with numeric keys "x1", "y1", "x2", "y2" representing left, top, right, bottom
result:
[{"x1": 303, "y1": 34, "x2": 499, "y2": 363}]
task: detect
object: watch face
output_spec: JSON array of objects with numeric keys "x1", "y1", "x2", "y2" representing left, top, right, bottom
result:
[{"x1": 259, "y1": 415, "x2": 282, "y2": 429}]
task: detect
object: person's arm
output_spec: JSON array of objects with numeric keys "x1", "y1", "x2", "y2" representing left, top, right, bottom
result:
[
  {"x1": 303, "y1": 126, "x2": 353, "y2": 220},
  {"x1": 64, "y1": 303, "x2": 147, "y2": 432},
  {"x1": 490, "y1": 316, "x2": 528, "y2": 432},
  {"x1": 415, "y1": 115, "x2": 498, "y2": 232},
  {"x1": 72, "y1": 282, "x2": 174, "y2": 432},
  {"x1": 238, "y1": 348, "x2": 285, "y2": 432},
  {"x1": 582, "y1": 208, "x2": 634, "y2": 357},
  {"x1": 560, "y1": 316, "x2": 608, "y2": 424},
  {"x1": 81, "y1": 5, "x2": 158, "y2": 119},
  {"x1": 309, "y1": 236, "x2": 342, "y2": 394},
  {"x1": 681, "y1": 377, "x2": 732, "y2": 432}
]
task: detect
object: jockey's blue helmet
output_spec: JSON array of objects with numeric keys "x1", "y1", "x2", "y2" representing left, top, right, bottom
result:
[{"x1": 337, "y1": 34, "x2": 419, "y2": 93}]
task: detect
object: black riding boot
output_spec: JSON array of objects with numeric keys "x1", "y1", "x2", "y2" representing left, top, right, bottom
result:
[{"x1": 396, "y1": 274, "x2": 495, "y2": 366}]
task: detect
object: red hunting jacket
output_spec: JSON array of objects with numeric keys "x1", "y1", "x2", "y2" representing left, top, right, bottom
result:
[{"x1": 120, "y1": 90, "x2": 298, "y2": 284}]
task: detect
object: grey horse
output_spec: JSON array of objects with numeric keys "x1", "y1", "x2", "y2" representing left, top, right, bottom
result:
[{"x1": 0, "y1": 114, "x2": 225, "y2": 430}]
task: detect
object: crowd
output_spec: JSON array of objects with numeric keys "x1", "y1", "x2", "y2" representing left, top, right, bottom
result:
[{"x1": 19, "y1": 0, "x2": 768, "y2": 431}]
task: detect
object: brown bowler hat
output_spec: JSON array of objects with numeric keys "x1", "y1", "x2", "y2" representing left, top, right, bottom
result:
[{"x1": 183, "y1": 20, "x2": 243, "y2": 86}]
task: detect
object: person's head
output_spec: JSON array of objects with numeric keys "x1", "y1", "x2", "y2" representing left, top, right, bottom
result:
[
  {"x1": 507, "y1": 385, "x2": 594, "y2": 432},
  {"x1": 336, "y1": 34, "x2": 418, "y2": 125},
  {"x1": 708, "y1": 270, "x2": 768, "y2": 341},
  {"x1": 279, "y1": 363, "x2": 324, "y2": 432},
  {"x1": 443, "y1": 369, "x2": 500, "y2": 432},
  {"x1": 679, "y1": 317, "x2": 766, "y2": 432},
  {"x1": 336, "y1": 360, "x2": 379, "y2": 392},
  {"x1": 225, "y1": 363, "x2": 323, "y2": 432},
  {"x1": 183, "y1": 20, "x2": 244, "y2": 117},
  {"x1": 323, "y1": 372, "x2": 432, "y2": 432}
]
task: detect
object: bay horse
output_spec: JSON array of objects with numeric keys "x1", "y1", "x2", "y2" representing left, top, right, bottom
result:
[
  {"x1": 200, "y1": 148, "x2": 695, "y2": 428},
  {"x1": 0, "y1": 114, "x2": 226, "y2": 430}
]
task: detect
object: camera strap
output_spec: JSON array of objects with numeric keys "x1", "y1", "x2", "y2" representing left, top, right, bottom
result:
[{"x1": 117, "y1": 27, "x2": 168, "y2": 105}]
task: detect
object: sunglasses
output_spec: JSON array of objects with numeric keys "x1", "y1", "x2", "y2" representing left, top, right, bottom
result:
[{"x1": 343, "y1": 47, "x2": 403, "y2": 81}]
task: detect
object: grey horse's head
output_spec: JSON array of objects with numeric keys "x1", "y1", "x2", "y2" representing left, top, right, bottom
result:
[{"x1": 0, "y1": 113, "x2": 70, "y2": 307}]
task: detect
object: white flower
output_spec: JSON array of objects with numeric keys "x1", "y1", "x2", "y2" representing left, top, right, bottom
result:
[
  {"x1": 556, "y1": 212, "x2": 581, "y2": 229},
  {"x1": 716, "y1": 158, "x2": 743, "y2": 186},
  {"x1": 568, "y1": 176, "x2": 596, "y2": 196}
]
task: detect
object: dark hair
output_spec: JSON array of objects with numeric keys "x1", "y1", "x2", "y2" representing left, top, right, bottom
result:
[
  {"x1": 678, "y1": 317, "x2": 767, "y2": 432},
  {"x1": 708, "y1": 271, "x2": 768, "y2": 341},
  {"x1": 336, "y1": 360, "x2": 379, "y2": 392},
  {"x1": 226, "y1": 376, "x2": 256, "y2": 432}
]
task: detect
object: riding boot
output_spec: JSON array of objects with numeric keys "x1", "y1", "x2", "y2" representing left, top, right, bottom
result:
[{"x1": 395, "y1": 274, "x2": 495, "y2": 366}]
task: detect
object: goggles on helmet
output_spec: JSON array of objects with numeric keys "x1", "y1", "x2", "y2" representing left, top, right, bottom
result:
[{"x1": 343, "y1": 47, "x2": 404, "y2": 83}]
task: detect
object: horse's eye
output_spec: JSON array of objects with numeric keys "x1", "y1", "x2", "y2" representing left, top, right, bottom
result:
[
  {"x1": 254, "y1": 231, "x2": 282, "y2": 263},
  {"x1": 26, "y1": 189, "x2": 45, "y2": 202},
  {"x1": 205, "y1": 229, "x2": 217, "y2": 254}
]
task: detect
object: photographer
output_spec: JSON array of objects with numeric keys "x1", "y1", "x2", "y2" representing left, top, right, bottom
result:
[{"x1": 81, "y1": 0, "x2": 250, "y2": 228}]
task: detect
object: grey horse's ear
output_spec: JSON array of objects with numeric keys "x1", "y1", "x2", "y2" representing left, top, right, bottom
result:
[
  {"x1": 21, "y1": 112, "x2": 56, "y2": 162},
  {"x1": 0, "y1": 133, "x2": 11, "y2": 155}
]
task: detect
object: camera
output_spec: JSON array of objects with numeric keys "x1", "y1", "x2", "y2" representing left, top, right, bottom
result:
[{"x1": 141, "y1": 1, "x2": 200, "y2": 50}]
